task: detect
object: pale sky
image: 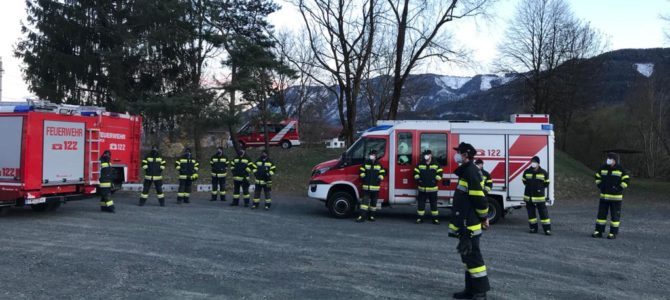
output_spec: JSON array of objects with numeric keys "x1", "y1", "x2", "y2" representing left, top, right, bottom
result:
[{"x1": 1, "y1": 0, "x2": 668, "y2": 101}]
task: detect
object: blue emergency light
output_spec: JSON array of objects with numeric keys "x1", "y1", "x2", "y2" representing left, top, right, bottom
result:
[
  {"x1": 80, "y1": 111, "x2": 98, "y2": 116},
  {"x1": 541, "y1": 124, "x2": 553, "y2": 131},
  {"x1": 13, "y1": 105, "x2": 34, "y2": 112}
]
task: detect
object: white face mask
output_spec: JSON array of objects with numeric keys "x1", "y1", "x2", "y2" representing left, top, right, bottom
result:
[
  {"x1": 531, "y1": 162, "x2": 539, "y2": 168},
  {"x1": 369, "y1": 155, "x2": 376, "y2": 161},
  {"x1": 453, "y1": 153, "x2": 463, "y2": 164},
  {"x1": 477, "y1": 164, "x2": 483, "y2": 170},
  {"x1": 424, "y1": 155, "x2": 431, "y2": 161},
  {"x1": 606, "y1": 159, "x2": 614, "y2": 165}
]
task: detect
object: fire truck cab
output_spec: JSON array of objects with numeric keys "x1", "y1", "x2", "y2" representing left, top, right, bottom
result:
[
  {"x1": 230, "y1": 119, "x2": 300, "y2": 149},
  {"x1": 0, "y1": 101, "x2": 142, "y2": 214},
  {"x1": 308, "y1": 115, "x2": 554, "y2": 223}
]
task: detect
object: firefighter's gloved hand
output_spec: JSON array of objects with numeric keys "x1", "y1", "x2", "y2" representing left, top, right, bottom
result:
[
  {"x1": 457, "y1": 234, "x2": 473, "y2": 256},
  {"x1": 191, "y1": 174, "x2": 199, "y2": 181}
]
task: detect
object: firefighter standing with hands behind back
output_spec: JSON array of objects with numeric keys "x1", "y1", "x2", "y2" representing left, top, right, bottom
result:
[
  {"x1": 231, "y1": 148, "x2": 253, "y2": 207},
  {"x1": 210, "y1": 146, "x2": 229, "y2": 202},
  {"x1": 592, "y1": 152, "x2": 630, "y2": 239},
  {"x1": 414, "y1": 150, "x2": 443, "y2": 225},
  {"x1": 356, "y1": 149, "x2": 386, "y2": 222},
  {"x1": 176, "y1": 148, "x2": 199, "y2": 204},
  {"x1": 522, "y1": 156, "x2": 552, "y2": 235},
  {"x1": 251, "y1": 150, "x2": 276, "y2": 210},
  {"x1": 449, "y1": 142, "x2": 490, "y2": 300},
  {"x1": 99, "y1": 150, "x2": 116, "y2": 213},
  {"x1": 140, "y1": 145, "x2": 166, "y2": 206}
]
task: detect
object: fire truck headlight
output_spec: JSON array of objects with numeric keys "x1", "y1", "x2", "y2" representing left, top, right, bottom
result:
[{"x1": 313, "y1": 167, "x2": 331, "y2": 176}]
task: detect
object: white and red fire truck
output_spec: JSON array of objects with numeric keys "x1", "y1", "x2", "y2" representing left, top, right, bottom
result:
[
  {"x1": 230, "y1": 119, "x2": 301, "y2": 149},
  {"x1": 0, "y1": 101, "x2": 142, "y2": 214},
  {"x1": 308, "y1": 114, "x2": 554, "y2": 223}
]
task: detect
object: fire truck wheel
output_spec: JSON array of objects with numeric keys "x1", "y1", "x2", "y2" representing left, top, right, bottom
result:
[
  {"x1": 486, "y1": 197, "x2": 503, "y2": 224},
  {"x1": 327, "y1": 191, "x2": 355, "y2": 218},
  {"x1": 280, "y1": 140, "x2": 292, "y2": 149},
  {"x1": 31, "y1": 203, "x2": 49, "y2": 212},
  {"x1": 0, "y1": 207, "x2": 8, "y2": 216}
]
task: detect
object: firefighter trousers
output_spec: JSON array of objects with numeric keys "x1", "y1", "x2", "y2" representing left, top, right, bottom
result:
[
  {"x1": 211, "y1": 177, "x2": 226, "y2": 201},
  {"x1": 526, "y1": 201, "x2": 551, "y2": 231},
  {"x1": 595, "y1": 200, "x2": 622, "y2": 235},
  {"x1": 140, "y1": 179, "x2": 164, "y2": 205},
  {"x1": 178, "y1": 179, "x2": 193, "y2": 203},
  {"x1": 99, "y1": 187, "x2": 115, "y2": 213},
  {"x1": 358, "y1": 190, "x2": 379, "y2": 217},
  {"x1": 233, "y1": 180, "x2": 250, "y2": 205},
  {"x1": 460, "y1": 235, "x2": 490, "y2": 294},
  {"x1": 417, "y1": 191, "x2": 438, "y2": 219},
  {"x1": 253, "y1": 184, "x2": 272, "y2": 207}
]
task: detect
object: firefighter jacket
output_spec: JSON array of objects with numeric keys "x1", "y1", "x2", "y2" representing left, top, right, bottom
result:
[
  {"x1": 522, "y1": 167, "x2": 549, "y2": 202},
  {"x1": 231, "y1": 155, "x2": 253, "y2": 182},
  {"x1": 142, "y1": 153, "x2": 165, "y2": 180},
  {"x1": 413, "y1": 160, "x2": 443, "y2": 192},
  {"x1": 99, "y1": 155, "x2": 114, "y2": 188},
  {"x1": 595, "y1": 164, "x2": 630, "y2": 201},
  {"x1": 449, "y1": 161, "x2": 488, "y2": 238},
  {"x1": 481, "y1": 169, "x2": 493, "y2": 194},
  {"x1": 359, "y1": 159, "x2": 386, "y2": 191},
  {"x1": 210, "y1": 154, "x2": 229, "y2": 177},
  {"x1": 176, "y1": 155, "x2": 199, "y2": 180},
  {"x1": 252, "y1": 157, "x2": 276, "y2": 185}
]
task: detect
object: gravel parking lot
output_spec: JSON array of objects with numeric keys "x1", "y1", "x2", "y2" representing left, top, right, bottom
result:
[{"x1": 1, "y1": 191, "x2": 668, "y2": 299}]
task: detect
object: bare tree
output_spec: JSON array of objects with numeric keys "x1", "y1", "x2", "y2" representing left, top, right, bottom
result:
[
  {"x1": 293, "y1": 0, "x2": 377, "y2": 145},
  {"x1": 383, "y1": 0, "x2": 490, "y2": 120},
  {"x1": 498, "y1": 0, "x2": 606, "y2": 113}
]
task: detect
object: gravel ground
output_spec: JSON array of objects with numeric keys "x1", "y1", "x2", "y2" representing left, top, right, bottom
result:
[{"x1": 0, "y1": 191, "x2": 668, "y2": 300}]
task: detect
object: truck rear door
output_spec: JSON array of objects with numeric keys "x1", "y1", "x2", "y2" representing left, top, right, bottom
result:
[{"x1": 42, "y1": 121, "x2": 86, "y2": 185}]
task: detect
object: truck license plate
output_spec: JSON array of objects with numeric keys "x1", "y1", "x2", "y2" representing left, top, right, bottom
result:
[{"x1": 25, "y1": 197, "x2": 46, "y2": 205}]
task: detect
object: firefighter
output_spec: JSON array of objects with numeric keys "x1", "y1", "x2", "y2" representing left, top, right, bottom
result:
[
  {"x1": 251, "y1": 150, "x2": 276, "y2": 210},
  {"x1": 475, "y1": 159, "x2": 492, "y2": 195},
  {"x1": 99, "y1": 150, "x2": 115, "y2": 213},
  {"x1": 355, "y1": 149, "x2": 386, "y2": 222},
  {"x1": 592, "y1": 152, "x2": 630, "y2": 239},
  {"x1": 140, "y1": 145, "x2": 166, "y2": 206},
  {"x1": 414, "y1": 149, "x2": 443, "y2": 225},
  {"x1": 176, "y1": 148, "x2": 199, "y2": 204},
  {"x1": 449, "y1": 142, "x2": 490, "y2": 300},
  {"x1": 522, "y1": 156, "x2": 552, "y2": 235},
  {"x1": 231, "y1": 148, "x2": 253, "y2": 207},
  {"x1": 210, "y1": 146, "x2": 229, "y2": 202}
]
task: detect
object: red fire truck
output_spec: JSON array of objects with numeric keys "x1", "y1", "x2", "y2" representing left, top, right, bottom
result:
[
  {"x1": 0, "y1": 101, "x2": 142, "y2": 214},
  {"x1": 230, "y1": 119, "x2": 301, "y2": 149},
  {"x1": 308, "y1": 114, "x2": 555, "y2": 223}
]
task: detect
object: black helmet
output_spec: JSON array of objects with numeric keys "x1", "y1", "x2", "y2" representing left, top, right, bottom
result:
[
  {"x1": 606, "y1": 152, "x2": 619, "y2": 162},
  {"x1": 475, "y1": 159, "x2": 484, "y2": 165},
  {"x1": 369, "y1": 149, "x2": 378, "y2": 155},
  {"x1": 422, "y1": 149, "x2": 432, "y2": 156},
  {"x1": 531, "y1": 156, "x2": 540, "y2": 163}
]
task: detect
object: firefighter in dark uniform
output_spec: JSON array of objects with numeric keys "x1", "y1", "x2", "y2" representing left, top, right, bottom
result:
[
  {"x1": 522, "y1": 156, "x2": 552, "y2": 235},
  {"x1": 140, "y1": 145, "x2": 166, "y2": 206},
  {"x1": 449, "y1": 142, "x2": 490, "y2": 300},
  {"x1": 414, "y1": 149, "x2": 443, "y2": 225},
  {"x1": 210, "y1": 147, "x2": 229, "y2": 202},
  {"x1": 355, "y1": 150, "x2": 386, "y2": 222},
  {"x1": 475, "y1": 159, "x2": 492, "y2": 195},
  {"x1": 99, "y1": 150, "x2": 115, "y2": 213},
  {"x1": 231, "y1": 149, "x2": 253, "y2": 207},
  {"x1": 176, "y1": 148, "x2": 199, "y2": 204},
  {"x1": 593, "y1": 152, "x2": 630, "y2": 239},
  {"x1": 251, "y1": 150, "x2": 276, "y2": 210}
]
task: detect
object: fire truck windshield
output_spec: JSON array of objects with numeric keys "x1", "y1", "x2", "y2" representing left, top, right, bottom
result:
[{"x1": 343, "y1": 137, "x2": 386, "y2": 165}]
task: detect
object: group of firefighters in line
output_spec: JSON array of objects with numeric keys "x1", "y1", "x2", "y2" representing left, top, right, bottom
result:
[
  {"x1": 356, "y1": 143, "x2": 630, "y2": 300},
  {"x1": 97, "y1": 146, "x2": 276, "y2": 213}
]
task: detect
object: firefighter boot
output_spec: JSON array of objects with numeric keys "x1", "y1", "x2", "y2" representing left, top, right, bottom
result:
[
  {"x1": 177, "y1": 197, "x2": 183, "y2": 205},
  {"x1": 607, "y1": 233, "x2": 617, "y2": 239},
  {"x1": 367, "y1": 211, "x2": 376, "y2": 222},
  {"x1": 183, "y1": 197, "x2": 190, "y2": 204},
  {"x1": 432, "y1": 218, "x2": 440, "y2": 225},
  {"x1": 139, "y1": 198, "x2": 146, "y2": 206},
  {"x1": 230, "y1": 199, "x2": 239, "y2": 206},
  {"x1": 220, "y1": 194, "x2": 226, "y2": 202},
  {"x1": 472, "y1": 293, "x2": 487, "y2": 300},
  {"x1": 356, "y1": 211, "x2": 367, "y2": 223},
  {"x1": 453, "y1": 272, "x2": 473, "y2": 299},
  {"x1": 159, "y1": 199, "x2": 165, "y2": 207},
  {"x1": 415, "y1": 218, "x2": 424, "y2": 224},
  {"x1": 210, "y1": 194, "x2": 217, "y2": 201},
  {"x1": 244, "y1": 199, "x2": 249, "y2": 207},
  {"x1": 264, "y1": 202, "x2": 271, "y2": 210},
  {"x1": 251, "y1": 203, "x2": 259, "y2": 209},
  {"x1": 592, "y1": 231, "x2": 603, "y2": 238}
]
